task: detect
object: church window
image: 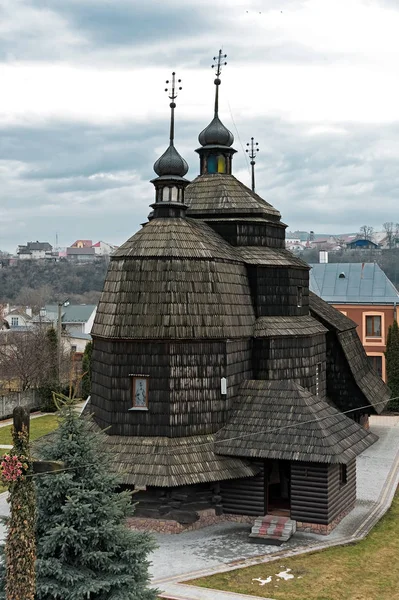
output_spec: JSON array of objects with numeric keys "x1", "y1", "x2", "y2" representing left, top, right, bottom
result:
[
  {"x1": 217, "y1": 155, "x2": 226, "y2": 173},
  {"x1": 130, "y1": 375, "x2": 149, "y2": 409},
  {"x1": 207, "y1": 155, "x2": 217, "y2": 174},
  {"x1": 162, "y1": 187, "x2": 170, "y2": 201},
  {"x1": 171, "y1": 186, "x2": 178, "y2": 202}
]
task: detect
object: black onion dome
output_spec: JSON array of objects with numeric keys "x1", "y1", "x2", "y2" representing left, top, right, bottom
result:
[
  {"x1": 198, "y1": 115, "x2": 234, "y2": 147},
  {"x1": 153, "y1": 144, "x2": 189, "y2": 177}
]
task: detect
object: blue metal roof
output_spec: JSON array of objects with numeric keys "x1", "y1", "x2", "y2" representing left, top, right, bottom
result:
[{"x1": 309, "y1": 263, "x2": 399, "y2": 304}]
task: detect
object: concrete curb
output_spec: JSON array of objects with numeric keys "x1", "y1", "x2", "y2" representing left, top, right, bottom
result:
[{"x1": 156, "y1": 443, "x2": 399, "y2": 600}]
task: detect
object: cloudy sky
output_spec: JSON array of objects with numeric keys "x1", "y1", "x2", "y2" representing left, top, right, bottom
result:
[{"x1": 1, "y1": 0, "x2": 399, "y2": 251}]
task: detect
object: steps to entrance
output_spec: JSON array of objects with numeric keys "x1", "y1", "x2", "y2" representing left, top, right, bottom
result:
[{"x1": 249, "y1": 515, "x2": 297, "y2": 545}]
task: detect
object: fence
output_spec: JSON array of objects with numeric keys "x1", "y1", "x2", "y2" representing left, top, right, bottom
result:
[{"x1": 0, "y1": 389, "x2": 40, "y2": 421}]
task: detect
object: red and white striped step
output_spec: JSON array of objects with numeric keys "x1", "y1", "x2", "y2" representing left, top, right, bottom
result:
[{"x1": 249, "y1": 515, "x2": 297, "y2": 545}]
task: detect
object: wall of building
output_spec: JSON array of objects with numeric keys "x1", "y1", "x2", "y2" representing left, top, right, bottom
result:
[
  {"x1": 253, "y1": 333, "x2": 326, "y2": 396},
  {"x1": 291, "y1": 459, "x2": 356, "y2": 525},
  {"x1": 248, "y1": 266, "x2": 309, "y2": 318},
  {"x1": 91, "y1": 338, "x2": 252, "y2": 437},
  {"x1": 220, "y1": 464, "x2": 265, "y2": 516},
  {"x1": 205, "y1": 220, "x2": 286, "y2": 249},
  {"x1": 332, "y1": 303, "x2": 395, "y2": 381}
]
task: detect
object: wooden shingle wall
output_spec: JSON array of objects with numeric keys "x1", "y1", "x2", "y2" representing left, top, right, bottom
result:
[
  {"x1": 253, "y1": 333, "x2": 326, "y2": 395},
  {"x1": 248, "y1": 266, "x2": 309, "y2": 318},
  {"x1": 91, "y1": 338, "x2": 253, "y2": 437},
  {"x1": 226, "y1": 339, "x2": 253, "y2": 402},
  {"x1": 169, "y1": 340, "x2": 227, "y2": 436},
  {"x1": 204, "y1": 220, "x2": 286, "y2": 249},
  {"x1": 91, "y1": 339, "x2": 171, "y2": 436}
]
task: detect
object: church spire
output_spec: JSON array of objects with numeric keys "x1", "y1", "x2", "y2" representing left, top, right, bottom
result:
[
  {"x1": 197, "y1": 50, "x2": 236, "y2": 175},
  {"x1": 152, "y1": 72, "x2": 189, "y2": 218}
]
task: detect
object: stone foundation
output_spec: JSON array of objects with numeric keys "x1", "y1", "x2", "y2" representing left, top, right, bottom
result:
[
  {"x1": 296, "y1": 503, "x2": 355, "y2": 535},
  {"x1": 127, "y1": 508, "x2": 255, "y2": 534}
]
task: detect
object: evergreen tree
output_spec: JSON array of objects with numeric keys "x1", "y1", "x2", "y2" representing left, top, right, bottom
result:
[
  {"x1": 34, "y1": 408, "x2": 157, "y2": 600},
  {"x1": 385, "y1": 319, "x2": 399, "y2": 411},
  {"x1": 81, "y1": 341, "x2": 92, "y2": 399}
]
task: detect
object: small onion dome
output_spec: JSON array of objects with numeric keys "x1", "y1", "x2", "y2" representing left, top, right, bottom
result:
[
  {"x1": 153, "y1": 144, "x2": 189, "y2": 178},
  {"x1": 198, "y1": 115, "x2": 234, "y2": 147}
]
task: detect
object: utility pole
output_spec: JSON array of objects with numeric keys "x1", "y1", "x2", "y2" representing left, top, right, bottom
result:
[
  {"x1": 246, "y1": 137, "x2": 259, "y2": 193},
  {"x1": 57, "y1": 299, "x2": 69, "y2": 385}
]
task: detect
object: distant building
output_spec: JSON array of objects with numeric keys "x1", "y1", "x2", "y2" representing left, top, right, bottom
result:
[
  {"x1": 17, "y1": 241, "x2": 53, "y2": 260},
  {"x1": 92, "y1": 241, "x2": 117, "y2": 256},
  {"x1": 346, "y1": 238, "x2": 379, "y2": 250},
  {"x1": 310, "y1": 262, "x2": 399, "y2": 381},
  {"x1": 34, "y1": 304, "x2": 96, "y2": 353},
  {"x1": 66, "y1": 247, "x2": 97, "y2": 262},
  {"x1": 66, "y1": 239, "x2": 116, "y2": 260},
  {"x1": 3, "y1": 308, "x2": 33, "y2": 329},
  {"x1": 70, "y1": 240, "x2": 93, "y2": 249}
]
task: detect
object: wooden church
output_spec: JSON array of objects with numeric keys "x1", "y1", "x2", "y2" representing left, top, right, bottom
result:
[{"x1": 89, "y1": 53, "x2": 389, "y2": 535}]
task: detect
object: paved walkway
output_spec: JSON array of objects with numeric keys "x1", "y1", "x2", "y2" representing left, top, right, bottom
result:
[{"x1": 151, "y1": 415, "x2": 399, "y2": 600}]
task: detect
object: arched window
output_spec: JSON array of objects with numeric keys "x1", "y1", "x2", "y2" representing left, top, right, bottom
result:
[
  {"x1": 207, "y1": 155, "x2": 217, "y2": 174},
  {"x1": 171, "y1": 186, "x2": 178, "y2": 202},
  {"x1": 217, "y1": 155, "x2": 226, "y2": 173}
]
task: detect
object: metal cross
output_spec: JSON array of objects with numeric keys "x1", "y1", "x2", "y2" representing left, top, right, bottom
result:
[
  {"x1": 164, "y1": 72, "x2": 182, "y2": 144},
  {"x1": 212, "y1": 49, "x2": 227, "y2": 78},
  {"x1": 246, "y1": 137, "x2": 260, "y2": 192},
  {"x1": 165, "y1": 71, "x2": 182, "y2": 102}
]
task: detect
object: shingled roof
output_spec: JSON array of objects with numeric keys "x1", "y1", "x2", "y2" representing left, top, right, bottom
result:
[
  {"x1": 309, "y1": 291, "x2": 390, "y2": 414},
  {"x1": 237, "y1": 246, "x2": 309, "y2": 269},
  {"x1": 309, "y1": 291, "x2": 357, "y2": 331},
  {"x1": 86, "y1": 415, "x2": 259, "y2": 487},
  {"x1": 185, "y1": 174, "x2": 281, "y2": 221},
  {"x1": 338, "y1": 329, "x2": 390, "y2": 414},
  {"x1": 92, "y1": 217, "x2": 255, "y2": 339},
  {"x1": 214, "y1": 380, "x2": 377, "y2": 464},
  {"x1": 254, "y1": 315, "x2": 327, "y2": 337}
]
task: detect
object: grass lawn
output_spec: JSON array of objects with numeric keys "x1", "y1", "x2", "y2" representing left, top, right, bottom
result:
[
  {"x1": 0, "y1": 414, "x2": 59, "y2": 446},
  {"x1": 189, "y1": 490, "x2": 399, "y2": 600}
]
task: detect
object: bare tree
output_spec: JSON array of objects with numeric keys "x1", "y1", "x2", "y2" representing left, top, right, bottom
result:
[
  {"x1": 383, "y1": 222, "x2": 395, "y2": 249},
  {"x1": 15, "y1": 285, "x2": 52, "y2": 315},
  {"x1": 359, "y1": 225, "x2": 374, "y2": 241},
  {"x1": 0, "y1": 327, "x2": 71, "y2": 392}
]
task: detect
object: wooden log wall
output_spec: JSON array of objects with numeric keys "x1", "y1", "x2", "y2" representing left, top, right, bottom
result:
[
  {"x1": 327, "y1": 459, "x2": 356, "y2": 522},
  {"x1": 91, "y1": 338, "x2": 253, "y2": 437},
  {"x1": 291, "y1": 460, "x2": 356, "y2": 524},
  {"x1": 205, "y1": 220, "x2": 286, "y2": 249},
  {"x1": 248, "y1": 266, "x2": 309, "y2": 317},
  {"x1": 253, "y1": 334, "x2": 327, "y2": 396},
  {"x1": 220, "y1": 463, "x2": 265, "y2": 516}
]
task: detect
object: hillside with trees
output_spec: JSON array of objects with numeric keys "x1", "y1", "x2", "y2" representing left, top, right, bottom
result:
[{"x1": 0, "y1": 259, "x2": 109, "y2": 306}]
